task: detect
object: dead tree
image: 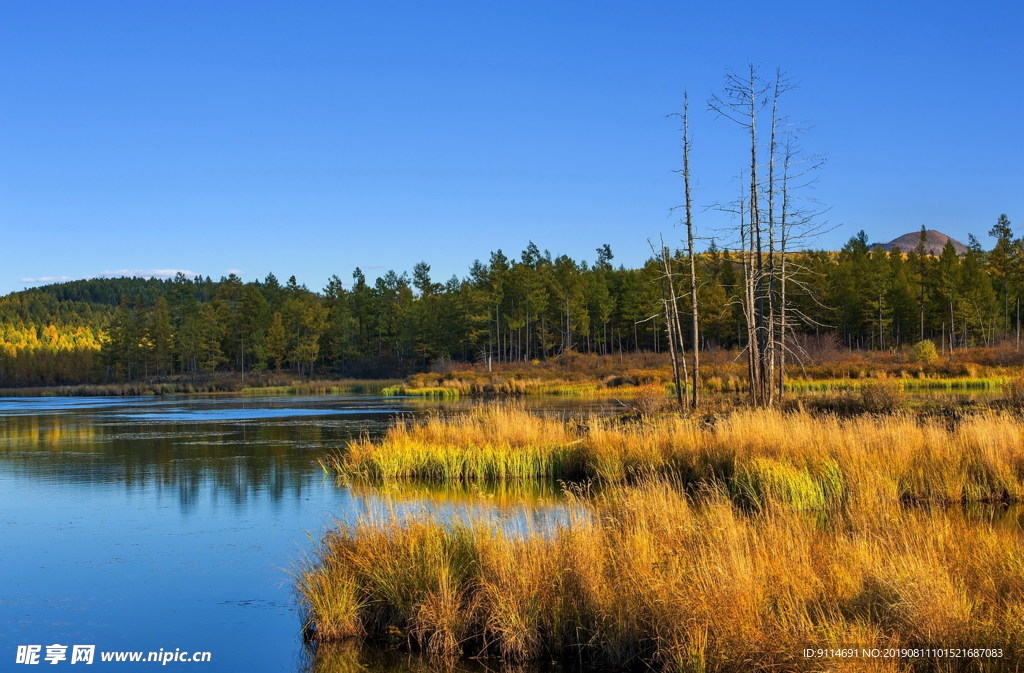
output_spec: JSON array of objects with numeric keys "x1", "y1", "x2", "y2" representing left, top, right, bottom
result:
[
  {"x1": 710, "y1": 65, "x2": 772, "y2": 404},
  {"x1": 667, "y1": 91, "x2": 703, "y2": 409},
  {"x1": 658, "y1": 236, "x2": 688, "y2": 409},
  {"x1": 709, "y1": 64, "x2": 825, "y2": 405},
  {"x1": 682, "y1": 92, "x2": 700, "y2": 409}
]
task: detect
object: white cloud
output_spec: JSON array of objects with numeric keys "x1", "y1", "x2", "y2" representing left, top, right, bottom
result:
[
  {"x1": 20, "y1": 269, "x2": 199, "y2": 286},
  {"x1": 99, "y1": 269, "x2": 198, "y2": 279},
  {"x1": 20, "y1": 275, "x2": 75, "y2": 284}
]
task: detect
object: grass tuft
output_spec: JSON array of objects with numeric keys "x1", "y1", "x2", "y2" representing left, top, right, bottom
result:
[
  {"x1": 299, "y1": 479, "x2": 1024, "y2": 669},
  {"x1": 324, "y1": 403, "x2": 1024, "y2": 505}
]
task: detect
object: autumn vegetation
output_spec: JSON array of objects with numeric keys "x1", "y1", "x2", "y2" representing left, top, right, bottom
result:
[
  {"x1": 2, "y1": 60, "x2": 1019, "y2": 672},
  {"x1": 323, "y1": 405, "x2": 1024, "y2": 503},
  {"x1": 301, "y1": 486, "x2": 1024, "y2": 671},
  {"x1": 0, "y1": 213, "x2": 1020, "y2": 391},
  {"x1": 302, "y1": 404, "x2": 1024, "y2": 671},
  {"x1": 292, "y1": 401, "x2": 1024, "y2": 667}
]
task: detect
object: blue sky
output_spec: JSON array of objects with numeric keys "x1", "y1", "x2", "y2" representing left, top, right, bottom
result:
[{"x1": 1, "y1": 1, "x2": 1021, "y2": 295}]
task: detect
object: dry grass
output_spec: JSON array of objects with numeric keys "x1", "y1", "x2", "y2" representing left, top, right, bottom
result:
[
  {"x1": 0, "y1": 375, "x2": 401, "y2": 398},
  {"x1": 1003, "y1": 375, "x2": 1024, "y2": 412},
  {"x1": 299, "y1": 479, "x2": 1024, "y2": 670},
  {"x1": 325, "y1": 404, "x2": 1024, "y2": 505},
  {"x1": 397, "y1": 346, "x2": 1024, "y2": 400}
]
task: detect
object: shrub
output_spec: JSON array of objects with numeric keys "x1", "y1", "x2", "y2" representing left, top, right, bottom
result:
[
  {"x1": 429, "y1": 356, "x2": 455, "y2": 375},
  {"x1": 630, "y1": 384, "x2": 670, "y2": 417},
  {"x1": 857, "y1": 380, "x2": 906, "y2": 414},
  {"x1": 912, "y1": 339, "x2": 939, "y2": 364},
  {"x1": 1003, "y1": 376, "x2": 1024, "y2": 411}
]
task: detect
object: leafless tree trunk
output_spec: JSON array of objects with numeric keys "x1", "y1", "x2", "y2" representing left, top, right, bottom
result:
[
  {"x1": 663, "y1": 297, "x2": 683, "y2": 409},
  {"x1": 711, "y1": 65, "x2": 771, "y2": 404},
  {"x1": 658, "y1": 237, "x2": 687, "y2": 409},
  {"x1": 681, "y1": 91, "x2": 700, "y2": 408},
  {"x1": 777, "y1": 137, "x2": 792, "y2": 400},
  {"x1": 710, "y1": 64, "x2": 825, "y2": 406},
  {"x1": 764, "y1": 74, "x2": 779, "y2": 406},
  {"x1": 739, "y1": 193, "x2": 760, "y2": 404}
]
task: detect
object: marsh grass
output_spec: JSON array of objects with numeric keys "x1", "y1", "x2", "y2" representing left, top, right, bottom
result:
[
  {"x1": 327, "y1": 407, "x2": 589, "y2": 483},
  {"x1": 785, "y1": 376, "x2": 1010, "y2": 393},
  {"x1": 0, "y1": 377, "x2": 401, "y2": 397},
  {"x1": 303, "y1": 406, "x2": 1024, "y2": 669},
  {"x1": 299, "y1": 480, "x2": 1024, "y2": 670},
  {"x1": 325, "y1": 404, "x2": 1024, "y2": 505},
  {"x1": 1002, "y1": 375, "x2": 1024, "y2": 411},
  {"x1": 381, "y1": 386, "x2": 461, "y2": 399},
  {"x1": 241, "y1": 379, "x2": 400, "y2": 396},
  {"x1": 397, "y1": 348, "x2": 1024, "y2": 401}
]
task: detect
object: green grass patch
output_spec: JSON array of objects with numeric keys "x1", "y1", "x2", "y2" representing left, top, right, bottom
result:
[{"x1": 381, "y1": 386, "x2": 461, "y2": 399}]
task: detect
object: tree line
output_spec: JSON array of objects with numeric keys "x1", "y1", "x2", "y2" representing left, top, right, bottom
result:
[
  {"x1": 1, "y1": 64, "x2": 1016, "y2": 395},
  {"x1": 0, "y1": 218, "x2": 1018, "y2": 388}
]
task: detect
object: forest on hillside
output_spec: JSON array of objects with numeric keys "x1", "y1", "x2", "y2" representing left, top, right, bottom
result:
[{"x1": 0, "y1": 219, "x2": 1018, "y2": 388}]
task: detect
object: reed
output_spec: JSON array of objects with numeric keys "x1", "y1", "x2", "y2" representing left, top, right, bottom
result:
[
  {"x1": 397, "y1": 348, "x2": 1024, "y2": 400},
  {"x1": 785, "y1": 376, "x2": 1009, "y2": 393},
  {"x1": 0, "y1": 377, "x2": 401, "y2": 398},
  {"x1": 380, "y1": 386, "x2": 461, "y2": 399},
  {"x1": 329, "y1": 406, "x2": 587, "y2": 482},
  {"x1": 239, "y1": 378, "x2": 400, "y2": 395},
  {"x1": 324, "y1": 404, "x2": 1024, "y2": 505},
  {"x1": 299, "y1": 479, "x2": 1024, "y2": 670}
]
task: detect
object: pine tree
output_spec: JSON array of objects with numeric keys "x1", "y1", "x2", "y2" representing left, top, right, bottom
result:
[
  {"x1": 151, "y1": 297, "x2": 172, "y2": 376},
  {"x1": 266, "y1": 312, "x2": 288, "y2": 371}
]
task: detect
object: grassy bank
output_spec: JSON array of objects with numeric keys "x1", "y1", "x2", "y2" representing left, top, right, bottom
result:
[
  {"x1": 299, "y1": 479, "x2": 1024, "y2": 670},
  {"x1": 396, "y1": 347, "x2": 1024, "y2": 398},
  {"x1": 0, "y1": 376, "x2": 401, "y2": 397},
  {"x1": 324, "y1": 404, "x2": 1024, "y2": 505}
]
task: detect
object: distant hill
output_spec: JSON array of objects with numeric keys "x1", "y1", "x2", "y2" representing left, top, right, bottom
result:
[{"x1": 877, "y1": 229, "x2": 968, "y2": 256}]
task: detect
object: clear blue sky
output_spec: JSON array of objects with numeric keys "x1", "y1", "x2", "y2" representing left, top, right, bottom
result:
[{"x1": 1, "y1": 1, "x2": 1021, "y2": 295}]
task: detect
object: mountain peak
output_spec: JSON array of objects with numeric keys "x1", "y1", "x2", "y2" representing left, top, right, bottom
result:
[{"x1": 877, "y1": 229, "x2": 968, "y2": 256}]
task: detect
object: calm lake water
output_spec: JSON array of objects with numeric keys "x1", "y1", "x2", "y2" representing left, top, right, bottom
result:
[{"x1": 0, "y1": 395, "x2": 598, "y2": 672}]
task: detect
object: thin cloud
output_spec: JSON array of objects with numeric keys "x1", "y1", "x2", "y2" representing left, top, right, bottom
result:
[
  {"x1": 20, "y1": 275, "x2": 75, "y2": 284},
  {"x1": 20, "y1": 269, "x2": 199, "y2": 286},
  {"x1": 100, "y1": 269, "x2": 198, "y2": 279}
]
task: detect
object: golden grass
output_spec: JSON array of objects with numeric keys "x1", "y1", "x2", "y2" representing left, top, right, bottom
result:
[
  {"x1": 0, "y1": 376, "x2": 402, "y2": 398},
  {"x1": 399, "y1": 373, "x2": 661, "y2": 397},
  {"x1": 399, "y1": 347, "x2": 1024, "y2": 400},
  {"x1": 299, "y1": 479, "x2": 1024, "y2": 670},
  {"x1": 380, "y1": 385, "x2": 461, "y2": 398},
  {"x1": 324, "y1": 404, "x2": 1024, "y2": 505}
]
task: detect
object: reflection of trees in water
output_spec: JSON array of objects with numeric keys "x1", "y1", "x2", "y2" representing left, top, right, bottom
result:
[{"x1": 0, "y1": 413, "x2": 378, "y2": 510}]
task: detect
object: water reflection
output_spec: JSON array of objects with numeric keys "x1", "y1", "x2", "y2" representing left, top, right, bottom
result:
[
  {"x1": 0, "y1": 398, "x2": 402, "y2": 513},
  {"x1": 912, "y1": 500, "x2": 1024, "y2": 530},
  {"x1": 302, "y1": 641, "x2": 575, "y2": 673},
  {"x1": 0, "y1": 396, "x2": 606, "y2": 514},
  {"x1": 0, "y1": 395, "x2": 590, "y2": 673}
]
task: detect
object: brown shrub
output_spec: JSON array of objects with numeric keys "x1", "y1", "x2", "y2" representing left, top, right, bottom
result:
[{"x1": 857, "y1": 380, "x2": 906, "y2": 414}]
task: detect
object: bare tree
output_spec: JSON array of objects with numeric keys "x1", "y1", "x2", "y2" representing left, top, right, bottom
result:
[
  {"x1": 653, "y1": 235, "x2": 688, "y2": 409},
  {"x1": 710, "y1": 64, "x2": 771, "y2": 404},
  {"x1": 708, "y1": 63, "x2": 826, "y2": 405},
  {"x1": 682, "y1": 92, "x2": 700, "y2": 409}
]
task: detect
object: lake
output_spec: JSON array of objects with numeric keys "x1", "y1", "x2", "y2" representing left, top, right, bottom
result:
[{"x1": 0, "y1": 395, "x2": 595, "y2": 672}]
